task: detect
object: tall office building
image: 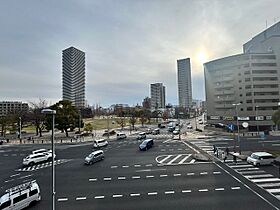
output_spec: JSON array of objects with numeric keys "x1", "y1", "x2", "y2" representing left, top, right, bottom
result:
[
  {"x1": 204, "y1": 21, "x2": 280, "y2": 131},
  {"x1": 62, "y1": 46, "x2": 85, "y2": 108},
  {"x1": 177, "y1": 58, "x2": 193, "y2": 108},
  {"x1": 150, "y1": 83, "x2": 166, "y2": 109}
]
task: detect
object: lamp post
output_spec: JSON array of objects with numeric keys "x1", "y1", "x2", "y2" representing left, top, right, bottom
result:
[
  {"x1": 255, "y1": 105, "x2": 259, "y2": 135},
  {"x1": 232, "y1": 103, "x2": 241, "y2": 153},
  {"x1": 78, "y1": 110, "x2": 81, "y2": 134},
  {"x1": 19, "y1": 117, "x2": 21, "y2": 141},
  {"x1": 41, "y1": 109, "x2": 56, "y2": 210}
]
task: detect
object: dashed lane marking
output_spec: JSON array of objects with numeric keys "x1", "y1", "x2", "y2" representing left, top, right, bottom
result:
[
  {"x1": 182, "y1": 190, "x2": 191, "y2": 193},
  {"x1": 148, "y1": 192, "x2": 158, "y2": 196},
  {"x1": 94, "y1": 196, "x2": 105, "y2": 199},
  {"x1": 130, "y1": 193, "x2": 140, "y2": 197},
  {"x1": 231, "y1": 187, "x2": 241, "y2": 190},
  {"x1": 215, "y1": 188, "x2": 225, "y2": 191},
  {"x1": 103, "y1": 177, "x2": 112, "y2": 181},
  {"x1": 58, "y1": 198, "x2": 68, "y2": 202},
  {"x1": 199, "y1": 189, "x2": 208, "y2": 192},
  {"x1": 89, "y1": 178, "x2": 97, "y2": 182},
  {"x1": 165, "y1": 191, "x2": 175, "y2": 194},
  {"x1": 112, "y1": 194, "x2": 123, "y2": 198},
  {"x1": 118, "y1": 177, "x2": 126, "y2": 180},
  {"x1": 160, "y1": 174, "x2": 168, "y2": 177},
  {"x1": 132, "y1": 176, "x2": 140, "y2": 179},
  {"x1": 146, "y1": 175, "x2": 154, "y2": 178},
  {"x1": 76, "y1": 197, "x2": 86, "y2": 201}
]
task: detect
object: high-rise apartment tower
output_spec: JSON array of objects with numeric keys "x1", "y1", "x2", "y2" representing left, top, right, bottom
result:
[
  {"x1": 150, "y1": 83, "x2": 166, "y2": 109},
  {"x1": 62, "y1": 46, "x2": 85, "y2": 108},
  {"x1": 177, "y1": 58, "x2": 192, "y2": 108}
]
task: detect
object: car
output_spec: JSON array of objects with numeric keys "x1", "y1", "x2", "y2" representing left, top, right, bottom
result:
[
  {"x1": 199, "y1": 121, "x2": 203, "y2": 125},
  {"x1": 137, "y1": 132, "x2": 146, "y2": 140},
  {"x1": 23, "y1": 153, "x2": 54, "y2": 166},
  {"x1": 31, "y1": 149, "x2": 56, "y2": 160},
  {"x1": 187, "y1": 125, "x2": 193, "y2": 129},
  {"x1": 146, "y1": 128, "x2": 152, "y2": 134},
  {"x1": 247, "y1": 152, "x2": 275, "y2": 166},
  {"x1": 173, "y1": 128, "x2": 180, "y2": 135},
  {"x1": 152, "y1": 128, "x2": 160, "y2": 135},
  {"x1": 139, "y1": 139, "x2": 154, "y2": 151},
  {"x1": 0, "y1": 180, "x2": 41, "y2": 210},
  {"x1": 116, "y1": 133, "x2": 127, "y2": 140},
  {"x1": 93, "y1": 139, "x2": 108, "y2": 148},
  {"x1": 84, "y1": 150, "x2": 104, "y2": 165}
]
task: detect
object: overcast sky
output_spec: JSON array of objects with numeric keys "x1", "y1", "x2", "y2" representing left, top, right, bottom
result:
[{"x1": 0, "y1": 0, "x2": 280, "y2": 107}]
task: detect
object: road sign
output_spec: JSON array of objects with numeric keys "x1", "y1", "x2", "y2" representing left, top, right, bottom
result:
[
  {"x1": 228, "y1": 124, "x2": 234, "y2": 131},
  {"x1": 242, "y1": 122, "x2": 249, "y2": 128}
]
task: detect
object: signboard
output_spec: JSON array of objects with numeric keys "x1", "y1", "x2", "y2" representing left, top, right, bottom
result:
[
  {"x1": 266, "y1": 116, "x2": 272, "y2": 120},
  {"x1": 237, "y1": 117, "x2": 249, "y2": 121},
  {"x1": 256, "y1": 116, "x2": 264, "y2": 121},
  {"x1": 210, "y1": 116, "x2": 220, "y2": 120},
  {"x1": 224, "y1": 116, "x2": 234, "y2": 120}
]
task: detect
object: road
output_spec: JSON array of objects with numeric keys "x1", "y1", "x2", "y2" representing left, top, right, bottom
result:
[{"x1": 1, "y1": 127, "x2": 280, "y2": 210}]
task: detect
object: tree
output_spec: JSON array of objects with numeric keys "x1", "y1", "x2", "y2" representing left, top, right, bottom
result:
[
  {"x1": 45, "y1": 100, "x2": 81, "y2": 137},
  {"x1": 129, "y1": 116, "x2": 137, "y2": 130},
  {"x1": 84, "y1": 123, "x2": 93, "y2": 133},
  {"x1": 29, "y1": 99, "x2": 48, "y2": 137},
  {"x1": 272, "y1": 110, "x2": 280, "y2": 129},
  {"x1": 116, "y1": 117, "x2": 126, "y2": 130}
]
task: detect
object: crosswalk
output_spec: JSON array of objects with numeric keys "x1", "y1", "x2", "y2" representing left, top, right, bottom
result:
[
  {"x1": 227, "y1": 162, "x2": 280, "y2": 200},
  {"x1": 16, "y1": 159, "x2": 71, "y2": 172},
  {"x1": 156, "y1": 154, "x2": 195, "y2": 165}
]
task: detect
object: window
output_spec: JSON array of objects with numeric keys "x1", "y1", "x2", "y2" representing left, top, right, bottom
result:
[
  {"x1": 251, "y1": 55, "x2": 276, "y2": 60},
  {"x1": 13, "y1": 193, "x2": 27, "y2": 204},
  {"x1": 246, "y1": 100, "x2": 252, "y2": 103},
  {"x1": 252, "y1": 70, "x2": 277, "y2": 74},
  {"x1": 251, "y1": 63, "x2": 277, "y2": 67},
  {"x1": 238, "y1": 73, "x2": 241, "y2": 76},
  {"x1": 253, "y1": 84, "x2": 278, "y2": 88},
  {"x1": 29, "y1": 189, "x2": 38, "y2": 196},
  {"x1": 254, "y1": 92, "x2": 279, "y2": 96},
  {"x1": 244, "y1": 70, "x2": 250, "y2": 75},
  {"x1": 245, "y1": 78, "x2": 250, "y2": 82},
  {"x1": 239, "y1": 87, "x2": 242, "y2": 90},
  {"x1": 238, "y1": 80, "x2": 242, "y2": 83},
  {"x1": 245, "y1": 85, "x2": 251, "y2": 89},
  {"x1": 247, "y1": 107, "x2": 253, "y2": 111},
  {"x1": 0, "y1": 200, "x2": 11, "y2": 209},
  {"x1": 246, "y1": 92, "x2": 252, "y2": 96},
  {"x1": 253, "y1": 77, "x2": 278, "y2": 81},
  {"x1": 239, "y1": 94, "x2": 242, "y2": 97}
]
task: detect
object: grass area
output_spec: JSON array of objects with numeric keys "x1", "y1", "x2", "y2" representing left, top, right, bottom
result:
[{"x1": 22, "y1": 125, "x2": 36, "y2": 133}]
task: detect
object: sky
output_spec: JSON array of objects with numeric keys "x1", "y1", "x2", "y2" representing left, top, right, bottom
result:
[{"x1": 1, "y1": 0, "x2": 280, "y2": 107}]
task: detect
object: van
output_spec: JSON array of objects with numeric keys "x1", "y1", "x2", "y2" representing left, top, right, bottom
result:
[
  {"x1": 139, "y1": 139, "x2": 154, "y2": 151},
  {"x1": 247, "y1": 152, "x2": 275, "y2": 166},
  {"x1": 93, "y1": 139, "x2": 108, "y2": 148},
  {"x1": 116, "y1": 133, "x2": 127, "y2": 140},
  {"x1": 0, "y1": 180, "x2": 41, "y2": 210},
  {"x1": 85, "y1": 150, "x2": 105, "y2": 165},
  {"x1": 137, "y1": 132, "x2": 146, "y2": 140}
]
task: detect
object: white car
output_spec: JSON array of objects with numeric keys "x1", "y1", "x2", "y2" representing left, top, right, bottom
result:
[
  {"x1": 23, "y1": 153, "x2": 53, "y2": 166},
  {"x1": 31, "y1": 149, "x2": 55, "y2": 160},
  {"x1": 187, "y1": 125, "x2": 193, "y2": 129},
  {"x1": 93, "y1": 139, "x2": 108, "y2": 148},
  {"x1": 247, "y1": 152, "x2": 274, "y2": 166}
]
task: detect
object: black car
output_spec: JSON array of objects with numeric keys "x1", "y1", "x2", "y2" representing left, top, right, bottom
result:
[{"x1": 139, "y1": 139, "x2": 154, "y2": 151}]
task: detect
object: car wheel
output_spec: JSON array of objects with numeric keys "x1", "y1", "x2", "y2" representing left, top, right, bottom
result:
[
  {"x1": 89, "y1": 161, "x2": 93, "y2": 165},
  {"x1": 47, "y1": 157, "x2": 52, "y2": 161},
  {"x1": 29, "y1": 162, "x2": 35, "y2": 166},
  {"x1": 256, "y1": 163, "x2": 260, "y2": 167}
]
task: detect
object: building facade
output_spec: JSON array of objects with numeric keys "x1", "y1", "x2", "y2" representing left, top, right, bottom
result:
[
  {"x1": 142, "y1": 97, "x2": 151, "y2": 109},
  {"x1": 177, "y1": 58, "x2": 192, "y2": 108},
  {"x1": 150, "y1": 83, "x2": 166, "y2": 109},
  {"x1": 62, "y1": 46, "x2": 85, "y2": 108},
  {"x1": 0, "y1": 101, "x2": 29, "y2": 116}
]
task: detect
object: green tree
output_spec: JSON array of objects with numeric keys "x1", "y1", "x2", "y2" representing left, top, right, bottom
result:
[
  {"x1": 84, "y1": 123, "x2": 93, "y2": 133},
  {"x1": 116, "y1": 117, "x2": 126, "y2": 130},
  {"x1": 45, "y1": 100, "x2": 81, "y2": 137},
  {"x1": 272, "y1": 110, "x2": 280, "y2": 129}
]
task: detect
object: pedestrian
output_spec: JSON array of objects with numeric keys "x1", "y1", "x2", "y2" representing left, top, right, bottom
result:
[
  {"x1": 222, "y1": 152, "x2": 225, "y2": 161},
  {"x1": 215, "y1": 149, "x2": 219, "y2": 157},
  {"x1": 223, "y1": 152, "x2": 227, "y2": 163},
  {"x1": 225, "y1": 147, "x2": 229, "y2": 156},
  {"x1": 233, "y1": 155, "x2": 237, "y2": 164},
  {"x1": 213, "y1": 145, "x2": 216, "y2": 153}
]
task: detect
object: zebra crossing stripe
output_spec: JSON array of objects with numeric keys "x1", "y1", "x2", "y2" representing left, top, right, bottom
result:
[
  {"x1": 251, "y1": 178, "x2": 280, "y2": 183},
  {"x1": 245, "y1": 174, "x2": 274, "y2": 179},
  {"x1": 259, "y1": 183, "x2": 280, "y2": 187},
  {"x1": 167, "y1": 155, "x2": 183, "y2": 165},
  {"x1": 178, "y1": 155, "x2": 192, "y2": 164},
  {"x1": 266, "y1": 189, "x2": 280, "y2": 193},
  {"x1": 158, "y1": 155, "x2": 172, "y2": 164}
]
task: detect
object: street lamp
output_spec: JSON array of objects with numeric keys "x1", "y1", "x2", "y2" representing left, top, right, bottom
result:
[
  {"x1": 232, "y1": 103, "x2": 241, "y2": 153},
  {"x1": 19, "y1": 117, "x2": 21, "y2": 141},
  {"x1": 255, "y1": 105, "x2": 259, "y2": 135},
  {"x1": 41, "y1": 108, "x2": 56, "y2": 210}
]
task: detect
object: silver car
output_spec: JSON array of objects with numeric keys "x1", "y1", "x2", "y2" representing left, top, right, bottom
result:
[{"x1": 84, "y1": 150, "x2": 104, "y2": 165}]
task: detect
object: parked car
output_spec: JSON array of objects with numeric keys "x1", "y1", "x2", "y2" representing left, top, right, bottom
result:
[
  {"x1": 116, "y1": 133, "x2": 127, "y2": 140},
  {"x1": 247, "y1": 152, "x2": 275, "y2": 166},
  {"x1": 139, "y1": 139, "x2": 154, "y2": 151},
  {"x1": 137, "y1": 132, "x2": 146, "y2": 140},
  {"x1": 146, "y1": 128, "x2": 152, "y2": 134},
  {"x1": 152, "y1": 128, "x2": 160, "y2": 135},
  {"x1": 93, "y1": 139, "x2": 108, "y2": 148},
  {"x1": 187, "y1": 125, "x2": 193, "y2": 129},
  {"x1": 23, "y1": 153, "x2": 55, "y2": 166},
  {"x1": 0, "y1": 180, "x2": 41, "y2": 210},
  {"x1": 84, "y1": 150, "x2": 104, "y2": 165}
]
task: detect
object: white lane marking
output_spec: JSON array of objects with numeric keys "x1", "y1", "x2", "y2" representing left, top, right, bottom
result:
[
  {"x1": 104, "y1": 177, "x2": 112, "y2": 181},
  {"x1": 118, "y1": 177, "x2": 126, "y2": 180},
  {"x1": 20, "y1": 174, "x2": 33, "y2": 179},
  {"x1": 94, "y1": 196, "x2": 105, "y2": 199},
  {"x1": 251, "y1": 178, "x2": 280, "y2": 183},
  {"x1": 89, "y1": 178, "x2": 97, "y2": 182},
  {"x1": 122, "y1": 165, "x2": 129, "y2": 168},
  {"x1": 189, "y1": 159, "x2": 195, "y2": 164},
  {"x1": 58, "y1": 198, "x2": 68, "y2": 202},
  {"x1": 266, "y1": 189, "x2": 280, "y2": 193},
  {"x1": 182, "y1": 190, "x2": 192, "y2": 193},
  {"x1": 231, "y1": 164, "x2": 253, "y2": 168},
  {"x1": 160, "y1": 174, "x2": 168, "y2": 177},
  {"x1": 178, "y1": 154, "x2": 192, "y2": 164},
  {"x1": 132, "y1": 176, "x2": 140, "y2": 179},
  {"x1": 134, "y1": 164, "x2": 141, "y2": 167},
  {"x1": 259, "y1": 183, "x2": 280, "y2": 188},
  {"x1": 5, "y1": 179, "x2": 14, "y2": 183},
  {"x1": 111, "y1": 166, "x2": 118, "y2": 168},
  {"x1": 214, "y1": 162, "x2": 279, "y2": 210},
  {"x1": 174, "y1": 173, "x2": 181, "y2": 177},
  {"x1": 146, "y1": 175, "x2": 154, "y2": 178},
  {"x1": 76, "y1": 197, "x2": 86, "y2": 200},
  {"x1": 200, "y1": 172, "x2": 208, "y2": 175},
  {"x1": 231, "y1": 187, "x2": 241, "y2": 190},
  {"x1": 130, "y1": 193, "x2": 140, "y2": 197},
  {"x1": 239, "y1": 170, "x2": 266, "y2": 175},
  {"x1": 165, "y1": 191, "x2": 175, "y2": 194},
  {"x1": 148, "y1": 192, "x2": 157, "y2": 195},
  {"x1": 158, "y1": 155, "x2": 172, "y2": 164},
  {"x1": 146, "y1": 164, "x2": 153, "y2": 167},
  {"x1": 112, "y1": 194, "x2": 123, "y2": 198},
  {"x1": 10, "y1": 173, "x2": 20, "y2": 178},
  {"x1": 236, "y1": 167, "x2": 259, "y2": 171},
  {"x1": 167, "y1": 155, "x2": 183, "y2": 165},
  {"x1": 187, "y1": 173, "x2": 194, "y2": 176},
  {"x1": 136, "y1": 168, "x2": 166, "y2": 173},
  {"x1": 215, "y1": 188, "x2": 225, "y2": 191},
  {"x1": 213, "y1": 171, "x2": 221, "y2": 175},
  {"x1": 199, "y1": 189, "x2": 208, "y2": 192},
  {"x1": 245, "y1": 174, "x2": 273, "y2": 179}
]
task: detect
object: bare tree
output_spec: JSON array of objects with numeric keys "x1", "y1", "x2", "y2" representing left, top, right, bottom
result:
[{"x1": 29, "y1": 99, "x2": 48, "y2": 137}]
